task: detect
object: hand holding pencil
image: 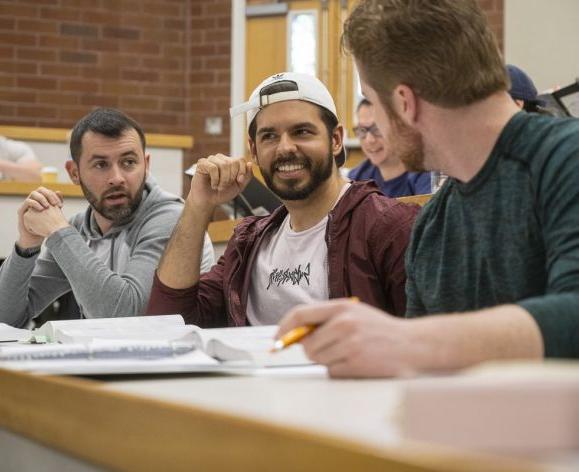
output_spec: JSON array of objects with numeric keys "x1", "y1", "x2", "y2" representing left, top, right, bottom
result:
[
  {"x1": 275, "y1": 297, "x2": 411, "y2": 378},
  {"x1": 271, "y1": 324, "x2": 316, "y2": 352},
  {"x1": 273, "y1": 297, "x2": 359, "y2": 352}
]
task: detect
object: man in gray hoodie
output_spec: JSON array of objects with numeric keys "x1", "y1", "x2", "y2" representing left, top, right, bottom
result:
[{"x1": 0, "y1": 108, "x2": 214, "y2": 327}]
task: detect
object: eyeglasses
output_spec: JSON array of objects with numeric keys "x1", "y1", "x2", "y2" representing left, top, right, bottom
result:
[{"x1": 352, "y1": 124, "x2": 382, "y2": 140}]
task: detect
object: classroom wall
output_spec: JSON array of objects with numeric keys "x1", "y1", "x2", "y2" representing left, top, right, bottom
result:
[
  {"x1": 0, "y1": 0, "x2": 232, "y2": 192},
  {"x1": 480, "y1": 0, "x2": 504, "y2": 51},
  {"x1": 1, "y1": 0, "x2": 503, "y2": 188},
  {"x1": 504, "y1": 0, "x2": 579, "y2": 92}
]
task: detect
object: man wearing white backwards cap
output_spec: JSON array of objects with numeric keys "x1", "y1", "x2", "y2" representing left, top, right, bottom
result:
[{"x1": 147, "y1": 72, "x2": 418, "y2": 327}]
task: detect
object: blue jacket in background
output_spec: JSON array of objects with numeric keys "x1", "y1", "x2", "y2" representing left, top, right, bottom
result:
[{"x1": 348, "y1": 160, "x2": 431, "y2": 197}]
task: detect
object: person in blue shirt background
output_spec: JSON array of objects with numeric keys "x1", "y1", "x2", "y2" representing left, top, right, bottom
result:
[{"x1": 348, "y1": 98, "x2": 431, "y2": 196}]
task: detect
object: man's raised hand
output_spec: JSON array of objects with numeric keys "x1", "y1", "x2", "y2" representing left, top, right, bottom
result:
[{"x1": 188, "y1": 155, "x2": 253, "y2": 209}]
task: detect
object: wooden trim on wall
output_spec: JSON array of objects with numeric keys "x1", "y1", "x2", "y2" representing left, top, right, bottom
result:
[
  {"x1": 0, "y1": 182, "x2": 83, "y2": 198},
  {"x1": 0, "y1": 125, "x2": 194, "y2": 150},
  {"x1": 147, "y1": 133, "x2": 194, "y2": 149}
]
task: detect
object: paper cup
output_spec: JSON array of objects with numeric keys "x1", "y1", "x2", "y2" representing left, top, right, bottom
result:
[{"x1": 41, "y1": 166, "x2": 58, "y2": 184}]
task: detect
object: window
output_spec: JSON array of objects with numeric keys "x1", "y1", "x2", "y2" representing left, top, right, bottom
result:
[{"x1": 287, "y1": 10, "x2": 318, "y2": 76}]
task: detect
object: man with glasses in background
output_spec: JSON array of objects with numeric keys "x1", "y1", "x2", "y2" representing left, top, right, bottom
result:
[{"x1": 348, "y1": 99, "x2": 431, "y2": 196}]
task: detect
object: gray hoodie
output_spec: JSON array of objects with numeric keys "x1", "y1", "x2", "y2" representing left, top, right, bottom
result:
[{"x1": 0, "y1": 177, "x2": 214, "y2": 327}]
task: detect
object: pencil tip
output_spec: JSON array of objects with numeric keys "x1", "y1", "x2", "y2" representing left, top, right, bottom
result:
[{"x1": 270, "y1": 340, "x2": 284, "y2": 353}]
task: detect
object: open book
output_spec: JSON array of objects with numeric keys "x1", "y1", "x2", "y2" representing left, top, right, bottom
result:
[
  {"x1": 0, "y1": 323, "x2": 32, "y2": 342},
  {"x1": 187, "y1": 325, "x2": 310, "y2": 367},
  {"x1": 0, "y1": 316, "x2": 311, "y2": 372},
  {"x1": 30, "y1": 314, "x2": 192, "y2": 344}
]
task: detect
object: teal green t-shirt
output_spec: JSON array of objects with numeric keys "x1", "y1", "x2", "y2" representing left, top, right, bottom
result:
[{"x1": 406, "y1": 112, "x2": 579, "y2": 358}]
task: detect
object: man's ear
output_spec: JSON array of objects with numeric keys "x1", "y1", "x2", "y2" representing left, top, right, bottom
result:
[
  {"x1": 248, "y1": 137, "x2": 258, "y2": 164},
  {"x1": 65, "y1": 160, "x2": 80, "y2": 185},
  {"x1": 392, "y1": 84, "x2": 419, "y2": 126},
  {"x1": 331, "y1": 124, "x2": 345, "y2": 158},
  {"x1": 144, "y1": 153, "x2": 151, "y2": 175}
]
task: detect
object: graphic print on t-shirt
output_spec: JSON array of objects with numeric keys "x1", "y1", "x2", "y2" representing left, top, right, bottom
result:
[
  {"x1": 246, "y1": 183, "x2": 350, "y2": 326},
  {"x1": 267, "y1": 262, "x2": 311, "y2": 290}
]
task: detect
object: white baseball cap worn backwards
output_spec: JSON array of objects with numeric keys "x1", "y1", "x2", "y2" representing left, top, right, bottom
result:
[{"x1": 230, "y1": 72, "x2": 346, "y2": 167}]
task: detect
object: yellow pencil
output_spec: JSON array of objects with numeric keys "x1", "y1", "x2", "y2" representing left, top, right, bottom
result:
[
  {"x1": 271, "y1": 297, "x2": 359, "y2": 352},
  {"x1": 271, "y1": 324, "x2": 315, "y2": 352}
]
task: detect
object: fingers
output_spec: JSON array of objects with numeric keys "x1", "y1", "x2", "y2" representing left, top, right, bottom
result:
[
  {"x1": 214, "y1": 155, "x2": 231, "y2": 190},
  {"x1": 276, "y1": 298, "x2": 359, "y2": 338},
  {"x1": 300, "y1": 316, "x2": 387, "y2": 379},
  {"x1": 197, "y1": 155, "x2": 251, "y2": 191},
  {"x1": 196, "y1": 157, "x2": 221, "y2": 190},
  {"x1": 237, "y1": 161, "x2": 253, "y2": 189},
  {"x1": 24, "y1": 187, "x2": 63, "y2": 211},
  {"x1": 301, "y1": 329, "x2": 348, "y2": 367},
  {"x1": 300, "y1": 312, "x2": 356, "y2": 360},
  {"x1": 23, "y1": 196, "x2": 47, "y2": 212}
]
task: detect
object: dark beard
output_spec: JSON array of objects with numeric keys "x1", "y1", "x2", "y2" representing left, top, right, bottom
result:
[
  {"x1": 80, "y1": 176, "x2": 146, "y2": 225},
  {"x1": 261, "y1": 148, "x2": 335, "y2": 201}
]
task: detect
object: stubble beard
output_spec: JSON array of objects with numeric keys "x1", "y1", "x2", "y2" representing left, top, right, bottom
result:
[
  {"x1": 389, "y1": 113, "x2": 426, "y2": 173},
  {"x1": 80, "y1": 175, "x2": 146, "y2": 226}
]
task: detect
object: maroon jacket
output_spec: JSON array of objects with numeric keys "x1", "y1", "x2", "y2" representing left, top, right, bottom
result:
[{"x1": 147, "y1": 181, "x2": 419, "y2": 327}]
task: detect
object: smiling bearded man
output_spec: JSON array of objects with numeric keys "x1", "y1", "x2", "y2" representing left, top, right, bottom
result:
[{"x1": 147, "y1": 72, "x2": 419, "y2": 328}]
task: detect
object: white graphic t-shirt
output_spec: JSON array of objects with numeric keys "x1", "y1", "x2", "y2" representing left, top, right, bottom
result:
[{"x1": 246, "y1": 183, "x2": 350, "y2": 325}]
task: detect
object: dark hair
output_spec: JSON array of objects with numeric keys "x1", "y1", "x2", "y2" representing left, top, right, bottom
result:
[
  {"x1": 69, "y1": 107, "x2": 146, "y2": 163},
  {"x1": 356, "y1": 98, "x2": 371, "y2": 112}
]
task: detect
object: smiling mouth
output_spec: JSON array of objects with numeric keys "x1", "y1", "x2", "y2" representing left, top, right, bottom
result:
[{"x1": 275, "y1": 163, "x2": 306, "y2": 172}]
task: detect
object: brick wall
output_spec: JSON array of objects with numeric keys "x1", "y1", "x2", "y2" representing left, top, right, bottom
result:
[
  {"x1": 0, "y1": 0, "x2": 502, "y2": 195},
  {"x1": 0, "y1": 0, "x2": 231, "y2": 195},
  {"x1": 0, "y1": 0, "x2": 192, "y2": 132},
  {"x1": 480, "y1": 0, "x2": 504, "y2": 51}
]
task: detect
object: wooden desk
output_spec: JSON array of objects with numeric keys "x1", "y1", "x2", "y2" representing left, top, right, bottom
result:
[{"x1": 0, "y1": 367, "x2": 556, "y2": 472}]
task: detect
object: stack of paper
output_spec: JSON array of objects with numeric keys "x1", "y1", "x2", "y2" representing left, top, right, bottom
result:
[{"x1": 0, "y1": 316, "x2": 313, "y2": 376}]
